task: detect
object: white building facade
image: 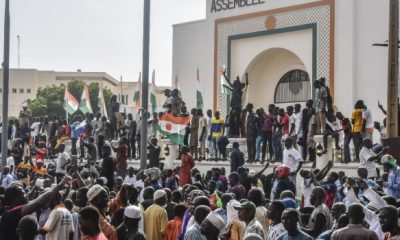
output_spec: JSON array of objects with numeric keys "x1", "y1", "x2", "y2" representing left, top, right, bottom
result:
[{"x1": 173, "y1": 0, "x2": 391, "y2": 125}]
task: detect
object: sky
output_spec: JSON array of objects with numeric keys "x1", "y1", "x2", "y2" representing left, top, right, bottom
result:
[{"x1": 0, "y1": 0, "x2": 206, "y2": 86}]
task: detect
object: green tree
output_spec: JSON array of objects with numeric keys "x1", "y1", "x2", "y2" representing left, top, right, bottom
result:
[{"x1": 27, "y1": 80, "x2": 113, "y2": 119}]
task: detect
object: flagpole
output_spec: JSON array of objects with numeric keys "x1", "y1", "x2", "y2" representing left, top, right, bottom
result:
[
  {"x1": 2, "y1": 0, "x2": 10, "y2": 168},
  {"x1": 140, "y1": 0, "x2": 150, "y2": 170}
]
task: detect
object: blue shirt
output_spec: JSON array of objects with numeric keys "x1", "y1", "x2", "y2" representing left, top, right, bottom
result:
[
  {"x1": 384, "y1": 166, "x2": 400, "y2": 199},
  {"x1": 277, "y1": 230, "x2": 313, "y2": 240},
  {"x1": 70, "y1": 121, "x2": 80, "y2": 139}
]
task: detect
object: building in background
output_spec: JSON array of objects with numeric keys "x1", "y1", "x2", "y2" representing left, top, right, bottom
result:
[
  {"x1": 0, "y1": 68, "x2": 167, "y2": 118},
  {"x1": 172, "y1": 0, "x2": 393, "y2": 132}
]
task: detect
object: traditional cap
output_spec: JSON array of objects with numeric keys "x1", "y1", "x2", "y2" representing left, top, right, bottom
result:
[
  {"x1": 381, "y1": 154, "x2": 397, "y2": 168},
  {"x1": 154, "y1": 190, "x2": 167, "y2": 201},
  {"x1": 234, "y1": 200, "x2": 256, "y2": 211},
  {"x1": 244, "y1": 233, "x2": 263, "y2": 240},
  {"x1": 87, "y1": 184, "x2": 105, "y2": 201},
  {"x1": 188, "y1": 190, "x2": 204, "y2": 201},
  {"x1": 226, "y1": 200, "x2": 241, "y2": 220},
  {"x1": 100, "y1": 177, "x2": 108, "y2": 185},
  {"x1": 124, "y1": 205, "x2": 141, "y2": 219},
  {"x1": 205, "y1": 212, "x2": 225, "y2": 230},
  {"x1": 248, "y1": 170, "x2": 256, "y2": 177}
]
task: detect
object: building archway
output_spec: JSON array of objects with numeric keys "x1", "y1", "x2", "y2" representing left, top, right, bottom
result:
[{"x1": 242, "y1": 47, "x2": 311, "y2": 108}]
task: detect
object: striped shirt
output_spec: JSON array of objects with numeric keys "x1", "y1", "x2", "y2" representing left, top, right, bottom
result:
[{"x1": 359, "y1": 147, "x2": 377, "y2": 178}]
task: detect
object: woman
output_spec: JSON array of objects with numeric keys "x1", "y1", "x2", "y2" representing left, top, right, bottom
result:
[{"x1": 179, "y1": 146, "x2": 194, "y2": 187}]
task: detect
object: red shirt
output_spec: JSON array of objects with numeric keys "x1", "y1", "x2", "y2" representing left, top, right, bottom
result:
[
  {"x1": 83, "y1": 232, "x2": 108, "y2": 240},
  {"x1": 281, "y1": 114, "x2": 289, "y2": 134}
]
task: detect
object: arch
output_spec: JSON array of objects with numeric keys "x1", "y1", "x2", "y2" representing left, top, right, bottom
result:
[{"x1": 240, "y1": 47, "x2": 311, "y2": 108}]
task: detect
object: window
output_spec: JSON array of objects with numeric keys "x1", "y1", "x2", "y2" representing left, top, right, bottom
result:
[
  {"x1": 19, "y1": 89, "x2": 24, "y2": 94},
  {"x1": 274, "y1": 69, "x2": 310, "y2": 103},
  {"x1": 27, "y1": 88, "x2": 31, "y2": 94},
  {"x1": 12, "y1": 88, "x2": 16, "y2": 93}
]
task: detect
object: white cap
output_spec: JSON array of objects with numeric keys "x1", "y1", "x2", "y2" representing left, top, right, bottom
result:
[
  {"x1": 87, "y1": 184, "x2": 105, "y2": 201},
  {"x1": 153, "y1": 189, "x2": 167, "y2": 201},
  {"x1": 124, "y1": 205, "x2": 141, "y2": 219},
  {"x1": 248, "y1": 170, "x2": 256, "y2": 177},
  {"x1": 205, "y1": 212, "x2": 225, "y2": 230},
  {"x1": 100, "y1": 177, "x2": 108, "y2": 185}
]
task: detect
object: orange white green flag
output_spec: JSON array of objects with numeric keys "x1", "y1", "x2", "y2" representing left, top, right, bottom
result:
[
  {"x1": 79, "y1": 83, "x2": 93, "y2": 114},
  {"x1": 156, "y1": 113, "x2": 191, "y2": 144},
  {"x1": 63, "y1": 86, "x2": 79, "y2": 115}
]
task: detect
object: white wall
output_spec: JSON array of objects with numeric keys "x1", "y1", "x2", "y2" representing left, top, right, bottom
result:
[{"x1": 172, "y1": 20, "x2": 215, "y2": 111}]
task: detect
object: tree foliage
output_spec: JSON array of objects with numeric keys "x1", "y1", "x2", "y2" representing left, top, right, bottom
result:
[{"x1": 27, "y1": 80, "x2": 113, "y2": 119}]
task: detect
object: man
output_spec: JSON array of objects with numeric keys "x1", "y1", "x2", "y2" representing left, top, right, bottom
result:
[
  {"x1": 87, "y1": 184, "x2": 117, "y2": 240},
  {"x1": 18, "y1": 215, "x2": 39, "y2": 240},
  {"x1": 266, "y1": 201, "x2": 286, "y2": 240},
  {"x1": 255, "y1": 108, "x2": 265, "y2": 162},
  {"x1": 362, "y1": 103, "x2": 374, "y2": 139},
  {"x1": 302, "y1": 187, "x2": 332, "y2": 238},
  {"x1": 184, "y1": 205, "x2": 210, "y2": 240},
  {"x1": 248, "y1": 188, "x2": 268, "y2": 237},
  {"x1": 352, "y1": 100, "x2": 365, "y2": 161},
  {"x1": 19, "y1": 103, "x2": 32, "y2": 126},
  {"x1": 165, "y1": 204, "x2": 186, "y2": 240},
  {"x1": 282, "y1": 137, "x2": 303, "y2": 185},
  {"x1": 79, "y1": 206, "x2": 108, "y2": 240},
  {"x1": 210, "y1": 111, "x2": 225, "y2": 160},
  {"x1": 190, "y1": 108, "x2": 200, "y2": 159},
  {"x1": 359, "y1": 138, "x2": 385, "y2": 179},
  {"x1": 95, "y1": 114, "x2": 105, "y2": 157},
  {"x1": 118, "y1": 205, "x2": 147, "y2": 240},
  {"x1": 144, "y1": 189, "x2": 169, "y2": 240},
  {"x1": 262, "y1": 104, "x2": 275, "y2": 162},
  {"x1": 41, "y1": 192, "x2": 74, "y2": 240},
  {"x1": 294, "y1": 104, "x2": 303, "y2": 149},
  {"x1": 228, "y1": 172, "x2": 246, "y2": 201},
  {"x1": 198, "y1": 109, "x2": 207, "y2": 160},
  {"x1": 0, "y1": 176, "x2": 70, "y2": 240},
  {"x1": 214, "y1": 193, "x2": 234, "y2": 224},
  {"x1": 230, "y1": 142, "x2": 244, "y2": 173},
  {"x1": 332, "y1": 203, "x2": 378, "y2": 240},
  {"x1": 55, "y1": 143, "x2": 70, "y2": 182},
  {"x1": 235, "y1": 201, "x2": 265, "y2": 239},
  {"x1": 110, "y1": 95, "x2": 120, "y2": 139},
  {"x1": 287, "y1": 106, "x2": 296, "y2": 140},
  {"x1": 200, "y1": 212, "x2": 226, "y2": 240},
  {"x1": 206, "y1": 109, "x2": 214, "y2": 159},
  {"x1": 277, "y1": 208, "x2": 312, "y2": 240},
  {"x1": 2, "y1": 166, "x2": 13, "y2": 188},
  {"x1": 127, "y1": 113, "x2": 137, "y2": 159},
  {"x1": 381, "y1": 154, "x2": 400, "y2": 199},
  {"x1": 314, "y1": 79, "x2": 327, "y2": 134},
  {"x1": 246, "y1": 103, "x2": 257, "y2": 162},
  {"x1": 379, "y1": 206, "x2": 400, "y2": 239},
  {"x1": 330, "y1": 202, "x2": 347, "y2": 230}
]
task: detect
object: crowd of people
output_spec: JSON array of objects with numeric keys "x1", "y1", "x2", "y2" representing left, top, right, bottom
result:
[{"x1": 0, "y1": 84, "x2": 399, "y2": 240}]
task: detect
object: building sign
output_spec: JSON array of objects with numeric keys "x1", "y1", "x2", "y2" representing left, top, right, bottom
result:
[{"x1": 211, "y1": 0, "x2": 266, "y2": 13}]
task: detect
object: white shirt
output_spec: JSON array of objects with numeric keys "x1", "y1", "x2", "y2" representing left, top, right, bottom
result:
[
  {"x1": 6, "y1": 156, "x2": 14, "y2": 168},
  {"x1": 359, "y1": 147, "x2": 377, "y2": 178},
  {"x1": 301, "y1": 179, "x2": 315, "y2": 208},
  {"x1": 289, "y1": 114, "x2": 297, "y2": 137},
  {"x1": 44, "y1": 205, "x2": 75, "y2": 240},
  {"x1": 2, "y1": 174, "x2": 13, "y2": 188},
  {"x1": 283, "y1": 147, "x2": 302, "y2": 172},
  {"x1": 56, "y1": 151, "x2": 70, "y2": 174},
  {"x1": 124, "y1": 175, "x2": 137, "y2": 185},
  {"x1": 30, "y1": 122, "x2": 41, "y2": 137},
  {"x1": 363, "y1": 109, "x2": 374, "y2": 129},
  {"x1": 268, "y1": 222, "x2": 286, "y2": 240},
  {"x1": 295, "y1": 112, "x2": 303, "y2": 137}
]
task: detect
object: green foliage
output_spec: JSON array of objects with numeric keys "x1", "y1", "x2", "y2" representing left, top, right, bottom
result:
[{"x1": 27, "y1": 80, "x2": 113, "y2": 119}]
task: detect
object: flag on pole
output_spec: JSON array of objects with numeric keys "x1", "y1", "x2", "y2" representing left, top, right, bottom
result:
[
  {"x1": 97, "y1": 86, "x2": 108, "y2": 118},
  {"x1": 196, "y1": 68, "x2": 204, "y2": 109},
  {"x1": 156, "y1": 113, "x2": 191, "y2": 144},
  {"x1": 63, "y1": 86, "x2": 79, "y2": 115},
  {"x1": 79, "y1": 83, "x2": 93, "y2": 114},
  {"x1": 220, "y1": 68, "x2": 232, "y2": 95},
  {"x1": 150, "y1": 69, "x2": 157, "y2": 113},
  {"x1": 133, "y1": 73, "x2": 141, "y2": 110}
]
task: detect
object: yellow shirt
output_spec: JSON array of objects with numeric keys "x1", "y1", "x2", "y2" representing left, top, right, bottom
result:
[
  {"x1": 352, "y1": 109, "x2": 364, "y2": 133},
  {"x1": 144, "y1": 204, "x2": 168, "y2": 240}
]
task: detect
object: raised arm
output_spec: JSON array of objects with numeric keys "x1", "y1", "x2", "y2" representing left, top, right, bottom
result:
[{"x1": 253, "y1": 162, "x2": 270, "y2": 179}]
